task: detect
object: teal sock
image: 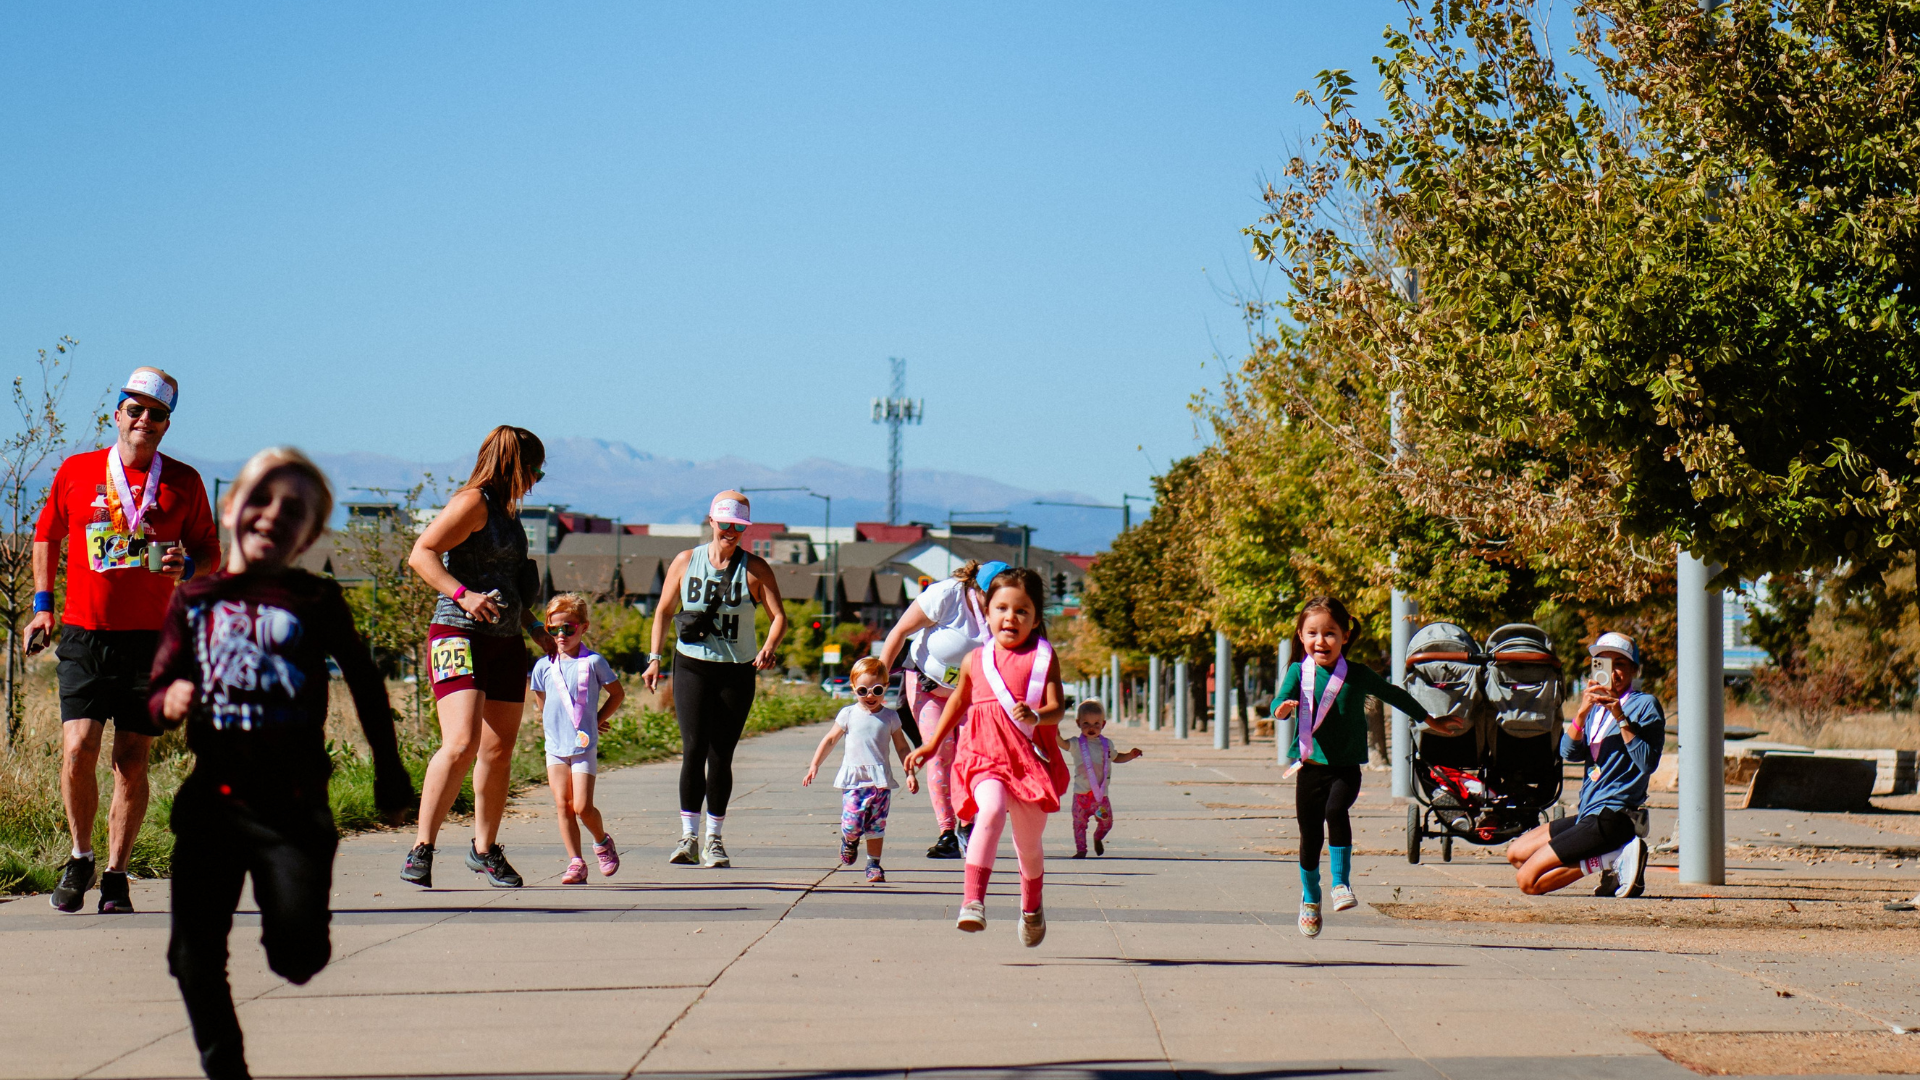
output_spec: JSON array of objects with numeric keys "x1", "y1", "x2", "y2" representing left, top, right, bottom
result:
[
  {"x1": 1330, "y1": 845, "x2": 1352, "y2": 889},
  {"x1": 1299, "y1": 865, "x2": 1322, "y2": 905}
]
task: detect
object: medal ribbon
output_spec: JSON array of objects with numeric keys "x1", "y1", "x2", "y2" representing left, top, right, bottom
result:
[
  {"x1": 106, "y1": 446, "x2": 162, "y2": 537},
  {"x1": 1078, "y1": 734, "x2": 1111, "y2": 800},
  {"x1": 1296, "y1": 657, "x2": 1348, "y2": 762},
  {"x1": 980, "y1": 637, "x2": 1053, "y2": 738},
  {"x1": 550, "y1": 652, "x2": 592, "y2": 741}
]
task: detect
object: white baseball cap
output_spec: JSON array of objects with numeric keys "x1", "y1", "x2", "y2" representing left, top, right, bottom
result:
[
  {"x1": 120, "y1": 367, "x2": 178, "y2": 410},
  {"x1": 709, "y1": 493, "x2": 751, "y2": 526},
  {"x1": 1588, "y1": 631, "x2": 1641, "y2": 665}
]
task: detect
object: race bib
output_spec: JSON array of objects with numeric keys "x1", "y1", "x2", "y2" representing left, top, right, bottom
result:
[
  {"x1": 86, "y1": 520, "x2": 148, "y2": 572},
  {"x1": 430, "y1": 636, "x2": 474, "y2": 683}
]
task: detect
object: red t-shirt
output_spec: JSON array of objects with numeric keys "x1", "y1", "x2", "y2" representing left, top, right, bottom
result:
[{"x1": 34, "y1": 447, "x2": 221, "y2": 631}]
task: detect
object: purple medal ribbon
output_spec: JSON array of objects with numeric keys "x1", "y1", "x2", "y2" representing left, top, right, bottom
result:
[
  {"x1": 1077, "y1": 734, "x2": 1111, "y2": 800},
  {"x1": 1297, "y1": 657, "x2": 1348, "y2": 762}
]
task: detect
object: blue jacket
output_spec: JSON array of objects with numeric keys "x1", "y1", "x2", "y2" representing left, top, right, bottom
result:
[{"x1": 1561, "y1": 690, "x2": 1665, "y2": 818}]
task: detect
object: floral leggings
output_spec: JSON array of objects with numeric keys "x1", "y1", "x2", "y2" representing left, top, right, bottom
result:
[
  {"x1": 1072, "y1": 791, "x2": 1113, "y2": 853},
  {"x1": 841, "y1": 786, "x2": 892, "y2": 840},
  {"x1": 905, "y1": 678, "x2": 960, "y2": 831}
]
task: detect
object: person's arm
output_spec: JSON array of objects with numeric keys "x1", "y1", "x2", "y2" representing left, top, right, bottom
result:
[
  {"x1": 1619, "y1": 697, "x2": 1664, "y2": 773},
  {"x1": 905, "y1": 665, "x2": 972, "y2": 772},
  {"x1": 877, "y1": 604, "x2": 936, "y2": 671},
  {"x1": 26, "y1": 463, "x2": 66, "y2": 642},
  {"x1": 25, "y1": 540, "x2": 55, "y2": 643},
  {"x1": 645, "y1": 551, "x2": 691, "y2": 690},
  {"x1": 804, "y1": 721, "x2": 846, "y2": 786},
  {"x1": 323, "y1": 582, "x2": 412, "y2": 819},
  {"x1": 748, "y1": 554, "x2": 786, "y2": 670},
  {"x1": 407, "y1": 490, "x2": 498, "y2": 622},
  {"x1": 1117, "y1": 746, "x2": 1143, "y2": 762},
  {"x1": 1271, "y1": 662, "x2": 1301, "y2": 719},
  {"x1": 596, "y1": 666, "x2": 626, "y2": 734},
  {"x1": 172, "y1": 469, "x2": 220, "y2": 580},
  {"x1": 891, "y1": 727, "x2": 920, "y2": 793},
  {"x1": 1357, "y1": 663, "x2": 1430, "y2": 725},
  {"x1": 151, "y1": 592, "x2": 199, "y2": 727}
]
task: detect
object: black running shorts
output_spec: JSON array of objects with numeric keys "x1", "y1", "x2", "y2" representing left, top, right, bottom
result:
[
  {"x1": 57, "y1": 627, "x2": 163, "y2": 735},
  {"x1": 1546, "y1": 808, "x2": 1637, "y2": 867}
]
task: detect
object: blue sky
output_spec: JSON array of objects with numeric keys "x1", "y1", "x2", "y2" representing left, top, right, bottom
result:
[{"x1": 3, "y1": 2, "x2": 1404, "y2": 517}]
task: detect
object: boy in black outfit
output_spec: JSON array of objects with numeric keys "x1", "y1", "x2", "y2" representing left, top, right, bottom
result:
[{"x1": 150, "y1": 447, "x2": 413, "y2": 1080}]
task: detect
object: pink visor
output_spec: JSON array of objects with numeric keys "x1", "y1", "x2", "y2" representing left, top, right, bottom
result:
[{"x1": 709, "y1": 496, "x2": 751, "y2": 526}]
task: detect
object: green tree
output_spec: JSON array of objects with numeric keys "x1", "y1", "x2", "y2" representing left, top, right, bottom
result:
[
  {"x1": 1250, "y1": 0, "x2": 1920, "y2": 584},
  {"x1": 337, "y1": 483, "x2": 439, "y2": 725}
]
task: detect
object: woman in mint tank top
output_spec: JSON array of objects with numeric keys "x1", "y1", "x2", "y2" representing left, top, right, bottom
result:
[{"x1": 643, "y1": 490, "x2": 789, "y2": 868}]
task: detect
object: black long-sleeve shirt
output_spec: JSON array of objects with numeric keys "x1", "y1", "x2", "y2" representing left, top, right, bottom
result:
[{"x1": 149, "y1": 568, "x2": 410, "y2": 812}]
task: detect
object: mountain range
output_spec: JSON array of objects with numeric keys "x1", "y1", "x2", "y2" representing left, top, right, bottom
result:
[{"x1": 162, "y1": 437, "x2": 1126, "y2": 553}]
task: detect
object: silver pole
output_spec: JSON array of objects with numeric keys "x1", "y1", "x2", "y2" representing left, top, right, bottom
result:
[
  {"x1": 1148, "y1": 655, "x2": 1162, "y2": 731},
  {"x1": 1678, "y1": 552, "x2": 1726, "y2": 885},
  {"x1": 1174, "y1": 658, "x2": 1189, "y2": 739},
  {"x1": 1109, "y1": 654, "x2": 1121, "y2": 725},
  {"x1": 1275, "y1": 639, "x2": 1294, "y2": 765},
  {"x1": 1214, "y1": 630, "x2": 1231, "y2": 750},
  {"x1": 1390, "y1": 589, "x2": 1419, "y2": 797}
]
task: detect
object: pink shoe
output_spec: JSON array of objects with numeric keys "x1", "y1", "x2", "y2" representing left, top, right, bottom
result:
[
  {"x1": 594, "y1": 835, "x2": 620, "y2": 877},
  {"x1": 561, "y1": 858, "x2": 588, "y2": 885}
]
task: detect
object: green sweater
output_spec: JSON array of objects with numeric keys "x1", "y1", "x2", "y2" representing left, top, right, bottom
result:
[{"x1": 1275, "y1": 659, "x2": 1430, "y2": 767}]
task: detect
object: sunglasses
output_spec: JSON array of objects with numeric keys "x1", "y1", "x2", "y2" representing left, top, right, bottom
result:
[
  {"x1": 544, "y1": 623, "x2": 580, "y2": 636},
  {"x1": 715, "y1": 521, "x2": 748, "y2": 534},
  {"x1": 853, "y1": 685, "x2": 886, "y2": 697},
  {"x1": 123, "y1": 403, "x2": 171, "y2": 423}
]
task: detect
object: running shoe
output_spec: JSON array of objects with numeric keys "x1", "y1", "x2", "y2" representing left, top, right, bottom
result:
[
  {"x1": 702, "y1": 836, "x2": 730, "y2": 869},
  {"x1": 1019, "y1": 907, "x2": 1046, "y2": 947},
  {"x1": 1071, "y1": 850, "x2": 1087, "y2": 859},
  {"x1": 1592, "y1": 869, "x2": 1618, "y2": 897},
  {"x1": 561, "y1": 858, "x2": 589, "y2": 885},
  {"x1": 1331, "y1": 883, "x2": 1358, "y2": 912},
  {"x1": 1614, "y1": 836, "x2": 1646, "y2": 899},
  {"x1": 593, "y1": 835, "x2": 619, "y2": 877},
  {"x1": 956, "y1": 900, "x2": 986, "y2": 932},
  {"x1": 50, "y1": 854, "x2": 93, "y2": 913},
  {"x1": 956, "y1": 821, "x2": 973, "y2": 857},
  {"x1": 839, "y1": 834, "x2": 860, "y2": 866},
  {"x1": 1094, "y1": 836, "x2": 1105, "y2": 857},
  {"x1": 97, "y1": 870, "x2": 134, "y2": 914},
  {"x1": 865, "y1": 862, "x2": 886, "y2": 884},
  {"x1": 466, "y1": 844, "x2": 524, "y2": 888},
  {"x1": 401, "y1": 843, "x2": 434, "y2": 888},
  {"x1": 926, "y1": 830, "x2": 961, "y2": 859},
  {"x1": 669, "y1": 835, "x2": 701, "y2": 865},
  {"x1": 1298, "y1": 902, "x2": 1322, "y2": 937}
]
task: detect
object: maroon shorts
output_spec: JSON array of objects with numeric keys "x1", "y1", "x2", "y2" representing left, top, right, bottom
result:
[{"x1": 427, "y1": 624, "x2": 529, "y2": 703}]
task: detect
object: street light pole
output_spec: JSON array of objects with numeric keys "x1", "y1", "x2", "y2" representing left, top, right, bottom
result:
[
  {"x1": 1214, "y1": 630, "x2": 1231, "y2": 750},
  {"x1": 1174, "y1": 657, "x2": 1189, "y2": 739},
  {"x1": 1678, "y1": 553, "x2": 1726, "y2": 885}
]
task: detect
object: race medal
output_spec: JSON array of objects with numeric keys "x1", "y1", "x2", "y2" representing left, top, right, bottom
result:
[
  {"x1": 430, "y1": 636, "x2": 474, "y2": 683},
  {"x1": 575, "y1": 728, "x2": 590, "y2": 749},
  {"x1": 86, "y1": 519, "x2": 147, "y2": 572}
]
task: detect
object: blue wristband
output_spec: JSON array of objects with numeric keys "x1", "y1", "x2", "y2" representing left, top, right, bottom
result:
[
  {"x1": 33, "y1": 591, "x2": 54, "y2": 613},
  {"x1": 181, "y1": 555, "x2": 196, "y2": 581}
]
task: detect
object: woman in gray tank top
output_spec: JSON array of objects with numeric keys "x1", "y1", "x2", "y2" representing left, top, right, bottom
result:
[
  {"x1": 644, "y1": 490, "x2": 788, "y2": 868},
  {"x1": 399, "y1": 426, "x2": 556, "y2": 890}
]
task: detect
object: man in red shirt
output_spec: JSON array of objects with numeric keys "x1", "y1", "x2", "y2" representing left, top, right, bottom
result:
[{"x1": 28, "y1": 367, "x2": 220, "y2": 914}]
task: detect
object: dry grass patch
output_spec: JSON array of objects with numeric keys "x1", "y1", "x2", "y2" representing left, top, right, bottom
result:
[{"x1": 1639, "y1": 1030, "x2": 1920, "y2": 1075}]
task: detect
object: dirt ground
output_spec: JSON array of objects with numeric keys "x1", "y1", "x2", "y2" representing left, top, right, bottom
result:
[{"x1": 1639, "y1": 1030, "x2": 1920, "y2": 1075}]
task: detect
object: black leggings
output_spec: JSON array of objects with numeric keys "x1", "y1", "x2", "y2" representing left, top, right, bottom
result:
[
  {"x1": 168, "y1": 784, "x2": 337, "y2": 1080},
  {"x1": 1294, "y1": 762, "x2": 1362, "y2": 872},
  {"x1": 672, "y1": 653, "x2": 757, "y2": 817}
]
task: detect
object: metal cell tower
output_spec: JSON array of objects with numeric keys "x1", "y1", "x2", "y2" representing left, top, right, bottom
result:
[{"x1": 870, "y1": 357, "x2": 923, "y2": 525}]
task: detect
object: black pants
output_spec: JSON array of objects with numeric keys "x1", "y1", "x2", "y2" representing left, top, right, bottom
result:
[
  {"x1": 672, "y1": 653, "x2": 757, "y2": 817},
  {"x1": 1294, "y1": 762, "x2": 1362, "y2": 872},
  {"x1": 168, "y1": 784, "x2": 338, "y2": 1080}
]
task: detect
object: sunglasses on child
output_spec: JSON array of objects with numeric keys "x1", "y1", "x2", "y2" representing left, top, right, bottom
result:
[
  {"x1": 854, "y1": 685, "x2": 886, "y2": 698},
  {"x1": 122, "y1": 403, "x2": 171, "y2": 423},
  {"x1": 544, "y1": 623, "x2": 580, "y2": 636}
]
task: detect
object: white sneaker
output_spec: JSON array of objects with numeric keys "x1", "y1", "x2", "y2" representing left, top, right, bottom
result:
[
  {"x1": 668, "y1": 835, "x2": 700, "y2": 865},
  {"x1": 1331, "y1": 884, "x2": 1358, "y2": 912},
  {"x1": 702, "y1": 836, "x2": 730, "y2": 868},
  {"x1": 956, "y1": 900, "x2": 986, "y2": 932},
  {"x1": 1613, "y1": 836, "x2": 1645, "y2": 898},
  {"x1": 1298, "y1": 902, "x2": 1322, "y2": 937}
]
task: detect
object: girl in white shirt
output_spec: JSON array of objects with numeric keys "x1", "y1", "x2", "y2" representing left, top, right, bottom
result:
[
  {"x1": 804, "y1": 657, "x2": 919, "y2": 882},
  {"x1": 528, "y1": 594, "x2": 625, "y2": 884}
]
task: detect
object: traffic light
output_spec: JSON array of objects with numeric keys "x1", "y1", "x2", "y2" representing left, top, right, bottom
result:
[{"x1": 1051, "y1": 573, "x2": 1068, "y2": 600}]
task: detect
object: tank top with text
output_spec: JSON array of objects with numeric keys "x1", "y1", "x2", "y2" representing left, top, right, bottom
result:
[{"x1": 674, "y1": 543, "x2": 759, "y2": 665}]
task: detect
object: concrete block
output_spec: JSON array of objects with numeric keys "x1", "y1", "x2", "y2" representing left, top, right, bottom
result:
[
  {"x1": 1742, "y1": 753, "x2": 1877, "y2": 811},
  {"x1": 1798, "y1": 747, "x2": 1918, "y2": 796}
]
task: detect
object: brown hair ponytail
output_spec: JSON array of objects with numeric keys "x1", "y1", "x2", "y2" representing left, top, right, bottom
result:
[{"x1": 460, "y1": 426, "x2": 545, "y2": 514}]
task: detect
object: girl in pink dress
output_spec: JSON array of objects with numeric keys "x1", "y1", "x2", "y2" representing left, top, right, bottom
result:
[{"x1": 905, "y1": 567, "x2": 1068, "y2": 947}]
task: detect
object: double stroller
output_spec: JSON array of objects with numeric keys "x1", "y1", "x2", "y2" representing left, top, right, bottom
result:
[{"x1": 1403, "y1": 622, "x2": 1566, "y2": 862}]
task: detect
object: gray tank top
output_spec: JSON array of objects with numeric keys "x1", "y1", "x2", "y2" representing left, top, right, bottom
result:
[
  {"x1": 674, "y1": 542, "x2": 759, "y2": 665},
  {"x1": 430, "y1": 490, "x2": 530, "y2": 638}
]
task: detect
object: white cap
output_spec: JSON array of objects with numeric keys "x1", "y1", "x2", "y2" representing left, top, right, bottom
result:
[
  {"x1": 120, "y1": 367, "x2": 178, "y2": 410},
  {"x1": 1588, "y1": 631, "x2": 1641, "y2": 665},
  {"x1": 709, "y1": 493, "x2": 751, "y2": 526}
]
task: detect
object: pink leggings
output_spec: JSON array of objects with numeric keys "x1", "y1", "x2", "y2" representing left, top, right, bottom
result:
[
  {"x1": 963, "y1": 779, "x2": 1048, "y2": 910},
  {"x1": 907, "y1": 679, "x2": 960, "y2": 831}
]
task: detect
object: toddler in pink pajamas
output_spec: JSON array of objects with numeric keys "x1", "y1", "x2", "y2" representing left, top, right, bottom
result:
[{"x1": 1064, "y1": 699, "x2": 1141, "y2": 857}]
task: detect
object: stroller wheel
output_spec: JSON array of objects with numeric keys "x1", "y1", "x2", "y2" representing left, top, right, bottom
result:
[
  {"x1": 1441, "y1": 835, "x2": 1453, "y2": 863},
  {"x1": 1406, "y1": 803, "x2": 1422, "y2": 864}
]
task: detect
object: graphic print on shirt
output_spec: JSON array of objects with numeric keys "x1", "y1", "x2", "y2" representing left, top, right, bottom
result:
[
  {"x1": 685, "y1": 568, "x2": 747, "y2": 642},
  {"x1": 186, "y1": 599, "x2": 307, "y2": 731}
]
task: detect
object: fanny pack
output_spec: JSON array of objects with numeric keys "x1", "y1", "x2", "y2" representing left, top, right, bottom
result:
[{"x1": 676, "y1": 550, "x2": 746, "y2": 645}]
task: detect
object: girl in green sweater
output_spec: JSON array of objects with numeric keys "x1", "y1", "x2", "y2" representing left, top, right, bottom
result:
[{"x1": 1272, "y1": 596, "x2": 1430, "y2": 937}]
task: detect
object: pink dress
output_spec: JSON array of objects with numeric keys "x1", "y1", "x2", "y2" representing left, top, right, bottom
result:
[{"x1": 951, "y1": 638, "x2": 1068, "y2": 818}]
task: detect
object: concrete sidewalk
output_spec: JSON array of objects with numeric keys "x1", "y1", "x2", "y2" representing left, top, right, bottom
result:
[{"x1": 4, "y1": 719, "x2": 1919, "y2": 1079}]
